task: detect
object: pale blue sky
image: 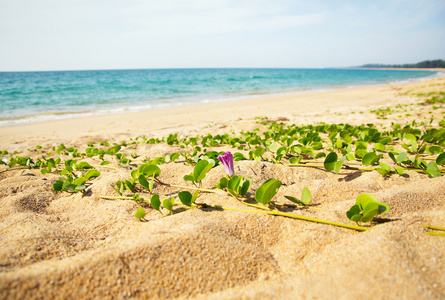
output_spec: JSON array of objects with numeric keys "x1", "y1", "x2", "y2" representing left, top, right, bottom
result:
[{"x1": 0, "y1": 0, "x2": 444, "y2": 71}]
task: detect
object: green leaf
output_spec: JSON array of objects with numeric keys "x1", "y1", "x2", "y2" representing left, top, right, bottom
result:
[
  {"x1": 361, "y1": 208, "x2": 379, "y2": 223},
  {"x1": 363, "y1": 201, "x2": 379, "y2": 216},
  {"x1": 138, "y1": 164, "x2": 161, "y2": 178},
  {"x1": 106, "y1": 145, "x2": 121, "y2": 155},
  {"x1": 73, "y1": 177, "x2": 88, "y2": 186},
  {"x1": 268, "y1": 142, "x2": 278, "y2": 152},
  {"x1": 150, "y1": 194, "x2": 161, "y2": 211},
  {"x1": 336, "y1": 139, "x2": 342, "y2": 149},
  {"x1": 362, "y1": 152, "x2": 377, "y2": 165},
  {"x1": 163, "y1": 197, "x2": 175, "y2": 211},
  {"x1": 404, "y1": 133, "x2": 417, "y2": 142},
  {"x1": 284, "y1": 195, "x2": 304, "y2": 206},
  {"x1": 53, "y1": 181, "x2": 63, "y2": 191},
  {"x1": 355, "y1": 193, "x2": 379, "y2": 210},
  {"x1": 216, "y1": 177, "x2": 228, "y2": 189},
  {"x1": 255, "y1": 178, "x2": 282, "y2": 205},
  {"x1": 380, "y1": 162, "x2": 391, "y2": 172},
  {"x1": 183, "y1": 174, "x2": 195, "y2": 182},
  {"x1": 334, "y1": 156, "x2": 346, "y2": 174},
  {"x1": 228, "y1": 175, "x2": 242, "y2": 192},
  {"x1": 436, "y1": 152, "x2": 445, "y2": 165},
  {"x1": 378, "y1": 203, "x2": 390, "y2": 215},
  {"x1": 84, "y1": 170, "x2": 100, "y2": 180},
  {"x1": 355, "y1": 149, "x2": 367, "y2": 159},
  {"x1": 191, "y1": 190, "x2": 199, "y2": 204},
  {"x1": 75, "y1": 162, "x2": 92, "y2": 170},
  {"x1": 178, "y1": 191, "x2": 193, "y2": 206},
  {"x1": 289, "y1": 156, "x2": 301, "y2": 164},
  {"x1": 346, "y1": 204, "x2": 361, "y2": 220},
  {"x1": 324, "y1": 152, "x2": 338, "y2": 172},
  {"x1": 134, "y1": 206, "x2": 146, "y2": 219},
  {"x1": 193, "y1": 159, "x2": 214, "y2": 183},
  {"x1": 300, "y1": 187, "x2": 311, "y2": 205},
  {"x1": 351, "y1": 214, "x2": 362, "y2": 223},
  {"x1": 254, "y1": 147, "x2": 266, "y2": 157},
  {"x1": 395, "y1": 166, "x2": 404, "y2": 175},
  {"x1": 170, "y1": 153, "x2": 180, "y2": 162},
  {"x1": 426, "y1": 161, "x2": 442, "y2": 178},
  {"x1": 139, "y1": 175, "x2": 150, "y2": 191},
  {"x1": 427, "y1": 146, "x2": 443, "y2": 155},
  {"x1": 397, "y1": 152, "x2": 408, "y2": 164},
  {"x1": 239, "y1": 178, "x2": 252, "y2": 196},
  {"x1": 346, "y1": 153, "x2": 355, "y2": 161},
  {"x1": 374, "y1": 143, "x2": 386, "y2": 151}
]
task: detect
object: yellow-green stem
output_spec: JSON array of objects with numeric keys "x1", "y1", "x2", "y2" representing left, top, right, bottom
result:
[
  {"x1": 422, "y1": 224, "x2": 445, "y2": 231},
  {"x1": 161, "y1": 183, "x2": 217, "y2": 193},
  {"x1": 424, "y1": 232, "x2": 445, "y2": 237},
  {"x1": 198, "y1": 204, "x2": 369, "y2": 231}
]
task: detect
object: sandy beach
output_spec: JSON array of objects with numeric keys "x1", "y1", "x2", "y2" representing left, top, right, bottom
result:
[{"x1": 1, "y1": 76, "x2": 445, "y2": 299}]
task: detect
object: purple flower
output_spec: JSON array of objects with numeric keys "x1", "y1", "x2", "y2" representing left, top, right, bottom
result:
[{"x1": 217, "y1": 151, "x2": 235, "y2": 176}]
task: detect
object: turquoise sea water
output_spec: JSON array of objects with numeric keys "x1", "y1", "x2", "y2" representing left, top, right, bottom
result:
[{"x1": 0, "y1": 68, "x2": 441, "y2": 127}]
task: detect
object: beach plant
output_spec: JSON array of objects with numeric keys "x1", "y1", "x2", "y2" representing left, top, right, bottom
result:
[
  {"x1": 215, "y1": 151, "x2": 252, "y2": 200},
  {"x1": 183, "y1": 159, "x2": 215, "y2": 187},
  {"x1": 53, "y1": 169, "x2": 100, "y2": 193},
  {"x1": 216, "y1": 175, "x2": 252, "y2": 200},
  {"x1": 134, "y1": 206, "x2": 146, "y2": 220},
  {"x1": 346, "y1": 194, "x2": 389, "y2": 225}
]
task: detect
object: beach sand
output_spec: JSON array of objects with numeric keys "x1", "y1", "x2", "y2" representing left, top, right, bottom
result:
[{"x1": 1, "y1": 76, "x2": 445, "y2": 299}]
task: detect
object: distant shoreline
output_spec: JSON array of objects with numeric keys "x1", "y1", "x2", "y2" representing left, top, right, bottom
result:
[{"x1": 358, "y1": 67, "x2": 445, "y2": 72}]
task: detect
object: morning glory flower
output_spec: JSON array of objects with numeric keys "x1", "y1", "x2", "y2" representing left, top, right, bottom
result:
[{"x1": 217, "y1": 151, "x2": 235, "y2": 176}]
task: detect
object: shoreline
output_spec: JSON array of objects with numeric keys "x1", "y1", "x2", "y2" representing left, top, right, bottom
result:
[
  {"x1": 1, "y1": 75, "x2": 445, "y2": 149},
  {"x1": 1, "y1": 68, "x2": 442, "y2": 129},
  {"x1": 0, "y1": 75, "x2": 443, "y2": 149}
]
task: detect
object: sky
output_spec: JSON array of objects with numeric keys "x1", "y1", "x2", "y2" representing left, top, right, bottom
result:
[{"x1": 0, "y1": 0, "x2": 444, "y2": 71}]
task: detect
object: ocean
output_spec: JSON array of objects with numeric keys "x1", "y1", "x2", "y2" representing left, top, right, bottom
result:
[{"x1": 0, "y1": 68, "x2": 441, "y2": 127}]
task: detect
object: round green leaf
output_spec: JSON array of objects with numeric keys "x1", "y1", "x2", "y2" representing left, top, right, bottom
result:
[
  {"x1": 178, "y1": 191, "x2": 193, "y2": 206},
  {"x1": 239, "y1": 178, "x2": 252, "y2": 196},
  {"x1": 351, "y1": 214, "x2": 363, "y2": 223},
  {"x1": 268, "y1": 142, "x2": 279, "y2": 152},
  {"x1": 193, "y1": 159, "x2": 214, "y2": 183},
  {"x1": 404, "y1": 133, "x2": 417, "y2": 142},
  {"x1": 427, "y1": 146, "x2": 443, "y2": 155},
  {"x1": 139, "y1": 175, "x2": 150, "y2": 191},
  {"x1": 346, "y1": 204, "x2": 361, "y2": 220},
  {"x1": 150, "y1": 194, "x2": 161, "y2": 211},
  {"x1": 397, "y1": 152, "x2": 408, "y2": 164},
  {"x1": 139, "y1": 164, "x2": 161, "y2": 178},
  {"x1": 324, "y1": 152, "x2": 338, "y2": 172},
  {"x1": 163, "y1": 198, "x2": 174, "y2": 211},
  {"x1": 374, "y1": 143, "x2": 386, "y2": 151},
  {"x1": 255, "y1": 178, "x2": 282, "y2": 205},
  {"x1": 228, "y1": 175, "x2": 242, "y2": 192},
  {"x1": 300, "y1": 187, "x2": 311, "y2": 205},
  {"x1": 379, "y1": 162, "x2": 391, "y2": 172},
  {"x1": 426, "y1": 161, "x2": 442, "y2": 178},
  {"x1": 84, "y1": 170, "x2": 100, "y2": 180},
  {"x1": 362, "y1": 152, "x2": 377, "y2": 165},
  {"x1": 135, "y1": 206, "x2": 146, "y2": 219},
  {"x1": 436, "y1": 152, "x2": 445, "y2": 165},
  {"x1": 255, "y1": 147, "x2": 266, "y2": 157},
  {"x1": 356, "y1": 193, "x2": 379, "y2": 210},
  {"x1": 378, "y1": 203, "x2": 390, "y2": 215}
]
